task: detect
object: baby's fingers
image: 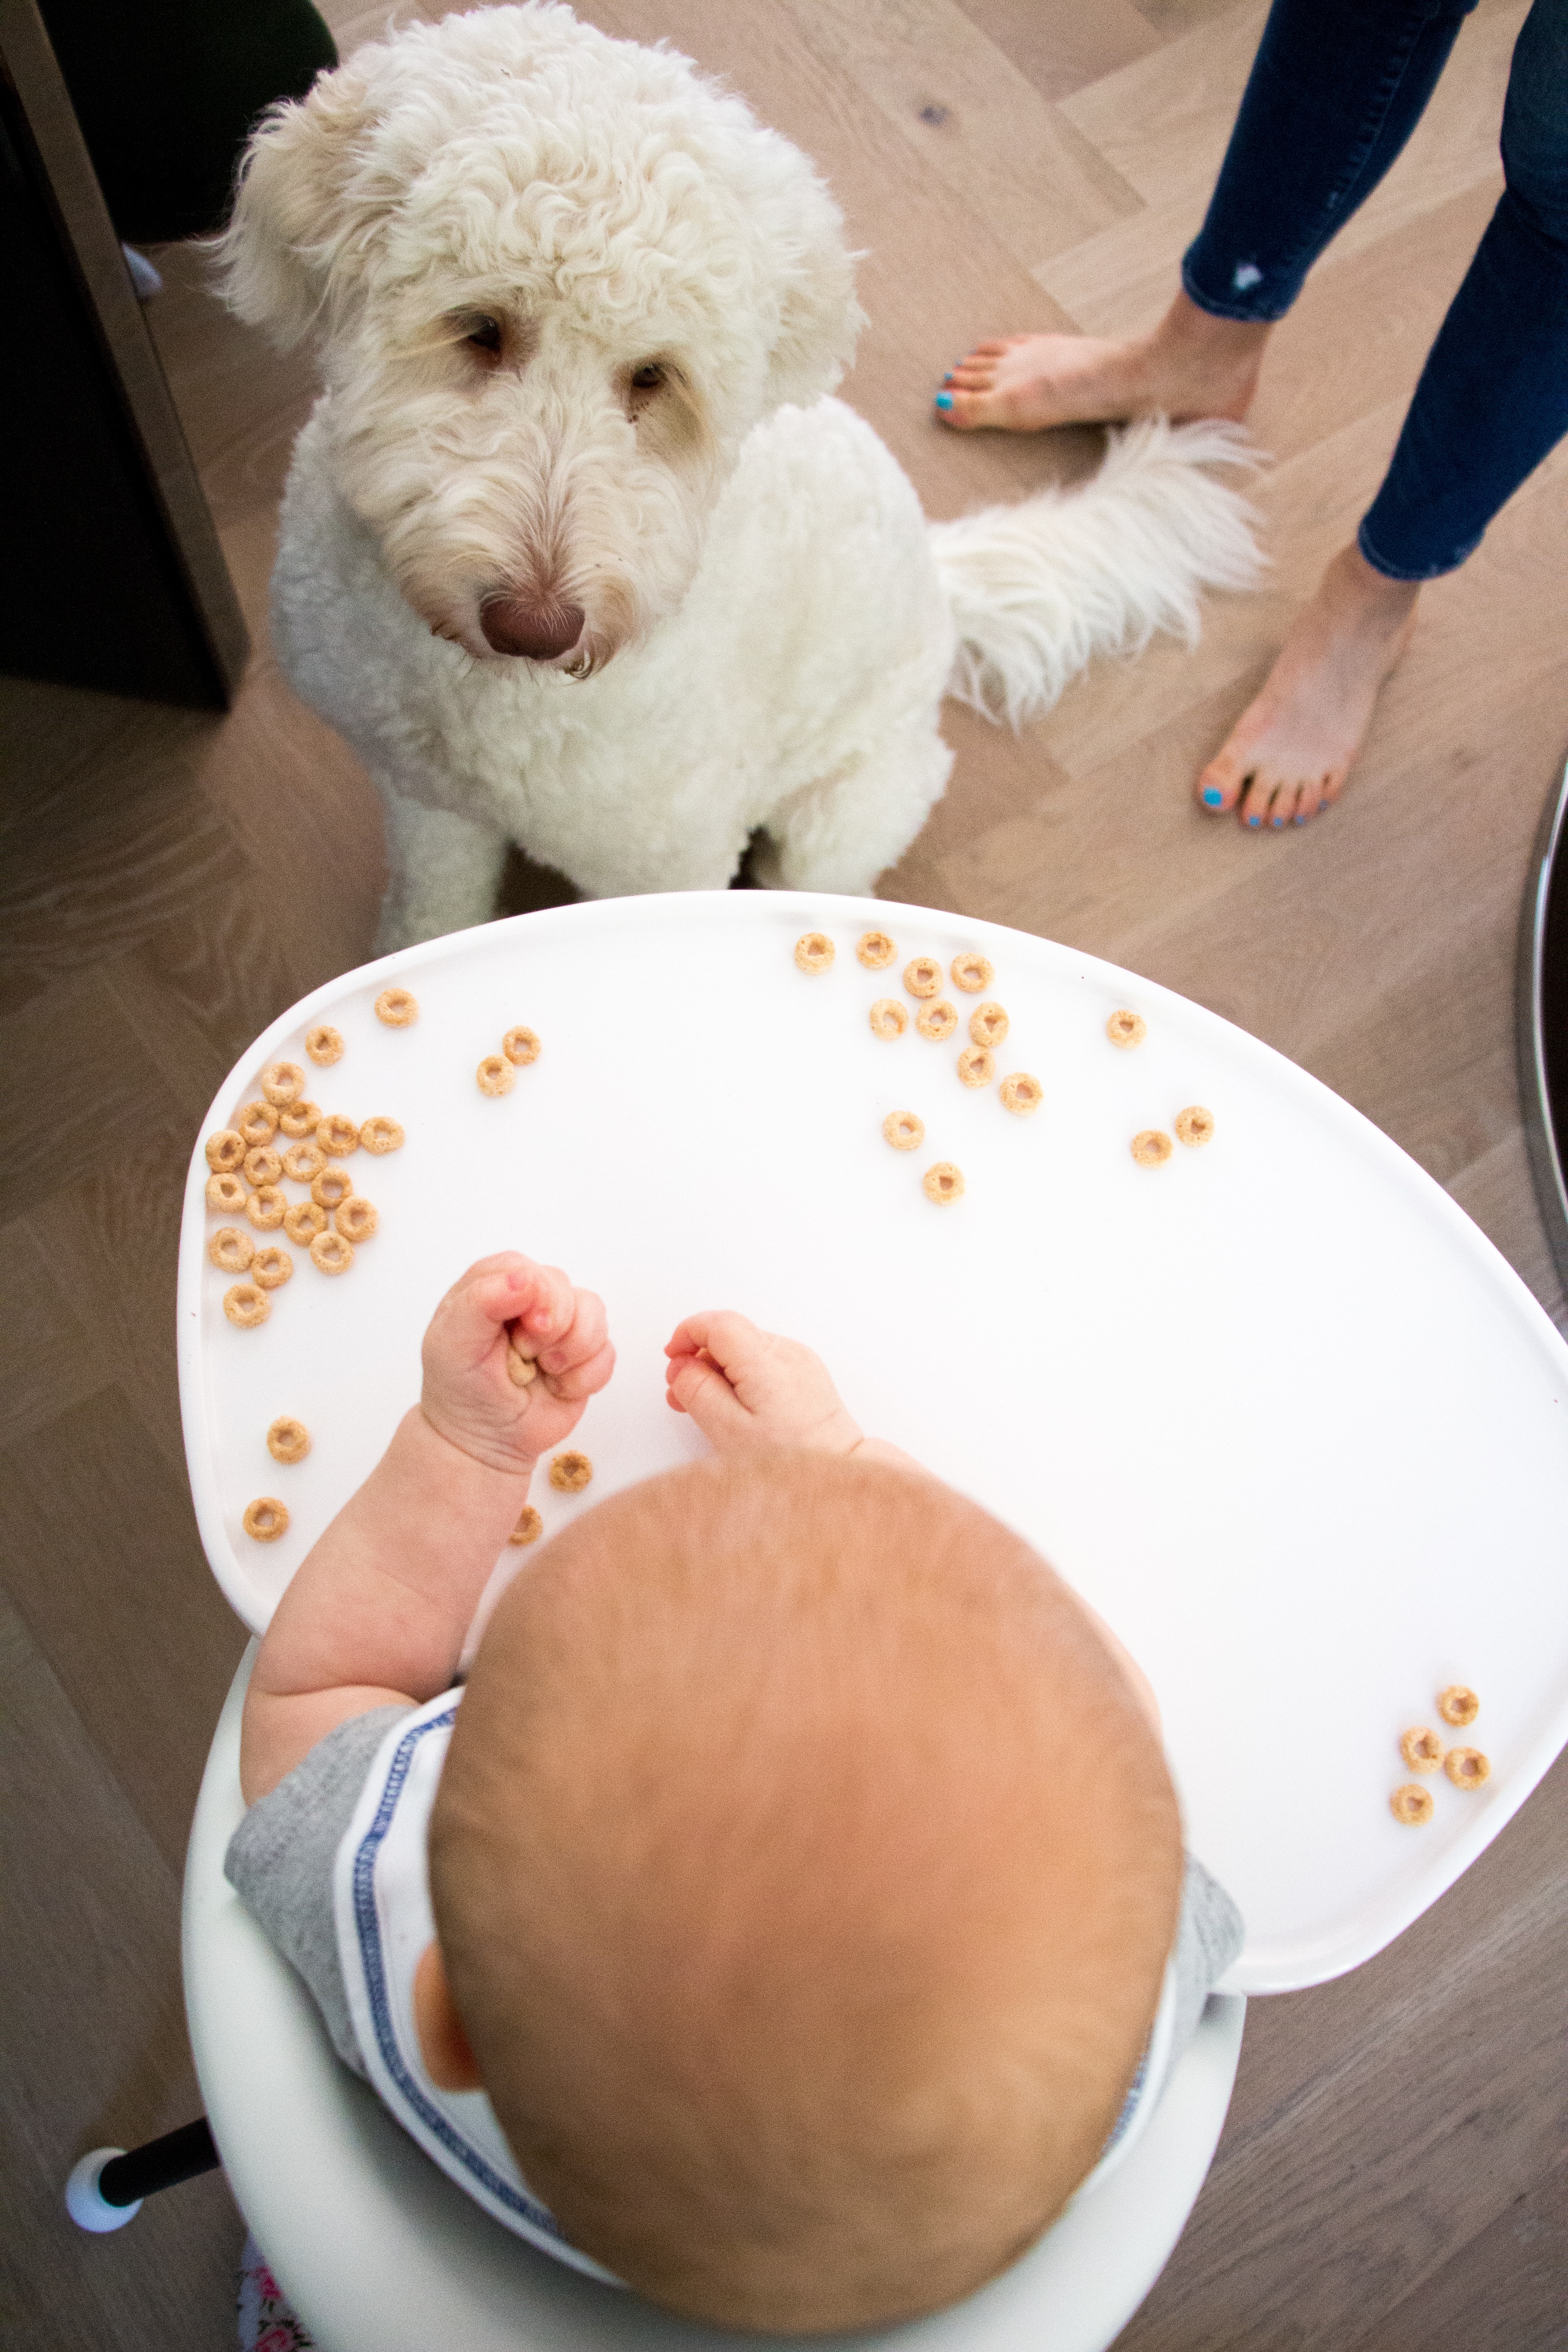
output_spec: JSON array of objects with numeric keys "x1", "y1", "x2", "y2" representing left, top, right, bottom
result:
[
  {"x1": 543, "y1": 1337, "x2": 617, "y2": 1404},
  {"x1": 508, "y1": 1261, "x2": 576, "y2": 1344},
  {"x1": 665, "y1": 1309, "x2": 766, "y2": 1381},
  {"x1": 534, "y1": 1285, "x2": 608, "y2": 1375},
  {"x1": 428, "y1": 1255, "x2": 539, "y2": 1365},
  {"x1": 665, "y1": 1350, "x2": 756, "y2": 1446}
]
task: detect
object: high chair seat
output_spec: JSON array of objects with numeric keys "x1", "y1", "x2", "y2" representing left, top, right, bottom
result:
[{"x1": 185, "y1": 1646, "x2": 1245, "y2": 2352}]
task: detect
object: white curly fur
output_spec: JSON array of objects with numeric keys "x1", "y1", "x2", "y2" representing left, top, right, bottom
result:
[{"x1": 216, "y1": 3, "x2": 1263, "y2": 949}]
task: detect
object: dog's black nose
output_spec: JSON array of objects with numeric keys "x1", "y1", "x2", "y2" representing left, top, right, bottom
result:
[{"x1": 480, "y1": 597, "x2": 585, "y2": 660}]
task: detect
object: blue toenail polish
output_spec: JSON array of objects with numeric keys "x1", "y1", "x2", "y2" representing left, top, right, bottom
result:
[
  {"x1": 1202, "y1": 785, "x2": 1224, "y2": 808},
  {"x1": 1247, "y1": 813, "x2": 1261, "y2": 828},
  {"x1": 1294, "y1": 811, "x2": 1308, "y2": 825},
  {"x1": 1272, "y1": 814, "x2": 1285, "y2": 828},
  {"x1": 935, "y1": 392, "x2": 953, "y2": 412}
]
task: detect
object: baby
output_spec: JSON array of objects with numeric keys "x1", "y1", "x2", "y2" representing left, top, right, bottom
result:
[{"x1": 229, "y1": 1251, "x2": 1241, "y2": 2332}]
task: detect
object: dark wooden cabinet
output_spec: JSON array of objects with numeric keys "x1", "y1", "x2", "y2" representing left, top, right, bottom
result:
[{"x1": 0, "y1": 0, "x2": 247, "y2": 709}]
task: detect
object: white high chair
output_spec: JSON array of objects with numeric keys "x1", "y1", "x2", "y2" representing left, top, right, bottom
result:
[{"x1": 182, "y1": 1645, "x2": 1245, "y2": 2352}]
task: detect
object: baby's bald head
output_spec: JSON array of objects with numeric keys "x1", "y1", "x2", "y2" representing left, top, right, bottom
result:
[{"x1": 430, "y1": 1452, "x2": 1181, "y2": 2332}]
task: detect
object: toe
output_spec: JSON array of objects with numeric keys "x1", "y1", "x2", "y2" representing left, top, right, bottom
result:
[
  {"x1": 1195, "y1": 753, "x2": 1245, "y2": 815},
  {"x1": 934, "y1": 387, "x2": 986, "y2": 430},
  {"x1": 1236, "y1": 770, "x2": 1276, "y2": 831}
]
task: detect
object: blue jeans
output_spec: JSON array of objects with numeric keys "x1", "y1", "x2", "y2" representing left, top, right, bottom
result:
[{"x1": 1182, "y1": 0, "x2": 1568, "y2": 579}]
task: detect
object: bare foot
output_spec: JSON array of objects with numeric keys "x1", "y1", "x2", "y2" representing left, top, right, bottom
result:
[
  {"x1": 1195, "y1": 544, "x2": 1418, "y2": 829},
  {"x1": 934, "y1": 292, "x2": 1268, "y2": 433}
]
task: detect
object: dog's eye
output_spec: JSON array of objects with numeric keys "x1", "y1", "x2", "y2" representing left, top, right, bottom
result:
[
  {"x1": 464, "y1": 317, "x2": 503, "y2": 355},
  {"x1": 630, "y1": 363, "x2": 665, "y2": 392}
]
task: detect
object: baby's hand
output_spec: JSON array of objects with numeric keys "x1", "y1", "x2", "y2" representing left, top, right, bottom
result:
[
  {"x1": 422, "y1": 1253, "x2": 614, "y2": 1475},
  {"x1": 664, "y1": 1312, "x2": 864, "y2": 1457}
]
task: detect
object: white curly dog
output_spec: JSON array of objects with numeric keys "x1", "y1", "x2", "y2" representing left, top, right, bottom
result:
[{"x1": 220, "y1": 3, "x2": 1260, "y2": 951}]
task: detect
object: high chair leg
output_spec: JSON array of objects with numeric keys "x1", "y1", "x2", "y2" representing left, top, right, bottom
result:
[{"x1": 66, "y1": 2117, "x2": 220, "y2": 2231}]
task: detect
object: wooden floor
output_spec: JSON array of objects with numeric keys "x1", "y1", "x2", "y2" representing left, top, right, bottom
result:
[{"x1": 4, "y1": 0, "x2": 1566, "y2": 2344}]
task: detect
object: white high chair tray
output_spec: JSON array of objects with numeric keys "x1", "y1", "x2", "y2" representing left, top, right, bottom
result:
[{"x1": 178, "y1": 891, "x2": 1568, "y2": 1998}]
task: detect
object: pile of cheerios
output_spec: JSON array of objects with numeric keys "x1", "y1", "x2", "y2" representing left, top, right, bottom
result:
[
  {"x1": 203, "y1": 993, "x2": 422, "y2": 1331},
  {"x1": 1389, "y1": 1684, "x2": 1490, "y2": 1826},
  {"x1": 795, "y1": 927, "x2": 1047, "y2": 1209},
  {"x1": 794, "y1": 927, "x2": 1220, "y2": 1205},
  {"x1": 213, "y1": 987, "x2": 560, "y2": 1549}
]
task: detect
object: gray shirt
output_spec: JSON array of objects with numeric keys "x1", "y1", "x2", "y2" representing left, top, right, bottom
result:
[{"x1": 227, "y1": 1704, "x2": 1245, "y2": 2096}]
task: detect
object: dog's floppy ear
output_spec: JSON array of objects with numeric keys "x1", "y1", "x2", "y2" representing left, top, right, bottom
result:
[
  {"x1": 212, "y1": 56, "x2": 388, "y2": 348},
  {"x1": 748, "y1": 138, "x2": 866, "y2": 412}
]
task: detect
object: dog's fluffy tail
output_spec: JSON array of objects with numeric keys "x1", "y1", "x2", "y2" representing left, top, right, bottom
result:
[{"x1": 929, "y1": 417, "x2": 1265, "y2": 728}]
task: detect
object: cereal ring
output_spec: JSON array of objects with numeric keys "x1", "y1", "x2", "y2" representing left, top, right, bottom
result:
[
  {"x1": 506, "y1": 1346, "x2": 539, "y2": 1387},
  {"x1": 243, "y1": 1145, "x2": 284, "y2": 1189},
  {"x1": 1400, "y1": 1727, "x2": 1445, "y2": 1773},
  {"x1": 283, "y1": 1199, "x2": 327, "y2": 1245},
  {"x1": 282, "y1": 1140, "x2": 326, "y2": 1184},
  {"x1": 549, "y1": 1450, "x2": 593, "y2": 1494},
  {"x1": 999, "y1": 1073, "x2": 1043, "y2": 1117},
  {"x1": 903, "y1": 956, "x2": 942, "y2": 1000},
  {"x1": 967, "y1": 1003, "x2": 1007, "y2": 1050},
  {"x1": 883, "y1": 1111, "x2": 925, "y2": 1152},
  {"x1": 334, "y1": 1196, "x2": 378, "y2": 1244},
  {"x1": 794, "y1": 932, "x2": 835, "y2": 974},
  {"x1": 277, "y1": 1100, "x2": 322, "y2": 1141},
  {"x1": 508, "y1": 1505, "x2": 544, "y2": 1546},
  {"x1": 237, "y1": 1101, "x2": 279, "y2": 1148},
  {"x1": 251, "y1": 1245, "x2": 294, "y2": 1290},
  {"x1": 205, "y1": 1129, "x2": 246, "y2": 1174},
  {"x1": 359, "y1": 1116, "x2": 404, "y2": 1155},
  {"x1": 310, "y1": 1166, "x2": 353, "y2": 1210},
  {"x1": 1107, "y1": 1010, "x2": 1147, "y2": 1049},
  {"x1": 223, "y1": 1282, "x2": 270, "y2": 1329},
  {"x1": 1437, "y1": 1685, "x2": 1480, "y2": 1728},
  {"x1": 208, "y1": 1226, "x2": 254, "y2": 1274},
  {"x1": 956, "y1": 1046, "x2": 995, "y2": 1089},
  {"x1": 206, "y1": 1172, "x2": 247, "y2": 1215},
  {"x1": 857, "y1": 931, "x2": 897, "y2": 970},
  {"x1": 309, "y1": 1230, "x2": 354, "y2": 1275},
  {"x1": 916, "y1": 1000, "x2": 958, "y2": 1042},
  {"x1": 243, "y1": 1496, "x2": 289, "y2": 1543},
  {"x1": 1390, "y1": 1784, "x2": 1434, "y2": 1826},
  {"x1": 376, "y1": 987, "x2": 418, "y2": 1027},
  {"x1": 951, "y1": 954, "x2": 993, "y2": 995},
  {"x1": 502, "y1": 1026, "x2": 541, "y2": 1066},
  {"x1": 869, "y1": 998, "x2": 908, "y2": 1040},
  {"x1": 247, "y1": 1186, "x2": 287, "y2": 1231},
  {"x1": 305, "y1": 1024, "x2": 344, "y2": 1067},
  {"x1": 477, "y1": 1054, "x2": 514, "y2": 1096},
  {"x1": 1444, "y1": 1745, "x2": 1490, "y2": 1790},
  {"x1": 1175, "y1": 1106, "x2": 1215, "y2": 1148},
  {"x1": 314, "y1": 1113, "x2": 359, "y2": 1157},
  {"x1": 266, "y1": 1416, "x2": 311, "y2": 1465},
  {"x1": 1131, "y1": 1130, "x2": 1173, "y2": 1167},
  {"x1": 261, "y1": 1062, "x2": 305, "y2": 1108},
  {"x1": 923, "y1": 1161, "x2": 965, "y2": 1205}
]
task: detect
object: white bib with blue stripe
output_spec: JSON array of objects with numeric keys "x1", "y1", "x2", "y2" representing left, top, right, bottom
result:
[{"x1": 332, "y1": 1687, "x2": 619, "y2": 2282}]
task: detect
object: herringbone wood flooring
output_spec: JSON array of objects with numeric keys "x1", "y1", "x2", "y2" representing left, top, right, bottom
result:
[{"x1": 4, "y1": 2, "x2": 1566, "y2": 2345}]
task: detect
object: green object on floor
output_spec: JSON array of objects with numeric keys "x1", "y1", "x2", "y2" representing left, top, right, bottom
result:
[{"x1": 37, "y1": 0, "x2": 337, "y2": 242}]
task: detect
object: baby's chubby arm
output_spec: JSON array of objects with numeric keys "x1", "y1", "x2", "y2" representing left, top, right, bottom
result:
[
  {"x1": 664, "y1": 1311, "x2": 916, "y2": 1470},
  {"x1": 240, "y1": 1253, "x2": 613, "y2": 1804}
]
